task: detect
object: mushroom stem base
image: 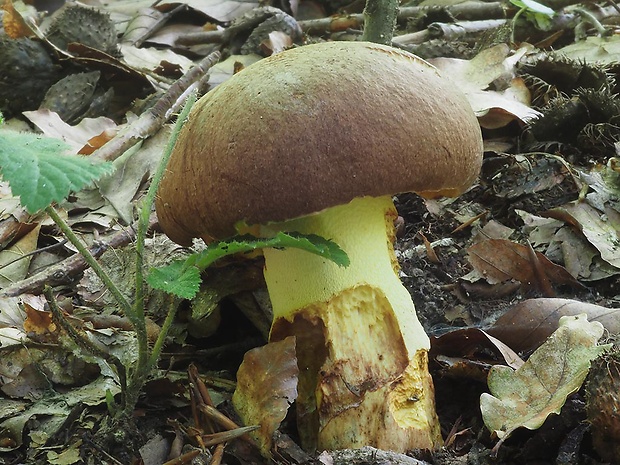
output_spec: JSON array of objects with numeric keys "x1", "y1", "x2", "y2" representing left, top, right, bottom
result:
[{"x1": 262, "y1": 196, "x2": 441, "y2": 451}]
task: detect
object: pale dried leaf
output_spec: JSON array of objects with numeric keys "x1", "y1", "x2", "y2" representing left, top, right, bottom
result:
[
  {"x1": 0, "y1": 225, "x2": 40, "y2": 287},
  {"x1": 429, "y1": 45, "x2": 541, "y2": 128},
  {"x1": 556, "y1": 36, "x2": 620, "y2": 65},
  {"x1": 22, "y1": 110, "x2": 117, "y2": 153},
  {"x1": 164, "y1": 0, "x2": 259, "y2": 22},
  {"x1": 547, "y1": 202, "x2": 620, "y2": 269},
  {"x1": 481, "y1": 315, "x2": 609, "y2": 443},
  {"x1": 208, "y1": 54, "x2": 262, "y2": 88}
]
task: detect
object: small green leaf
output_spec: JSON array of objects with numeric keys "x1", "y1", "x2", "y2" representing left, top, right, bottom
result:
[
  {"x1": 0, "y1": 130, "x2": 114, "y2": 212},
  {"x1": 148, "y1": 232, "x2": 349, "y2": 299},
  {"x1": 147, "y1": 260, "x2": 201, "y2": 300},
  {"x1": 510, "y1": 0, "x2": 554, "y2": 16},
  {"x1": 195, "y1": 232, "x2": 350, "y2": 270}
]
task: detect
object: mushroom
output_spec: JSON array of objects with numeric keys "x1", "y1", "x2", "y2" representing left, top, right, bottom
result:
[{"x1": 156, "y1": 41, "x2": 483, "y2": 451}]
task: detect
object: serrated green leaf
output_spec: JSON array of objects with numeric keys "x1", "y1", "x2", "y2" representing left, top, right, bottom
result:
[
  {"x1": 147, "y1": 260, "x2": 202, "y2": 300},
  {"x1": 0, "y1": 131, "x2": 114, "y2": 213},
  {"x1": 148, "y1": 232, "x2": 349, "y2": 299},
  {"x1": 195, "y1": 232, "x2": 350, "y2": 270}
]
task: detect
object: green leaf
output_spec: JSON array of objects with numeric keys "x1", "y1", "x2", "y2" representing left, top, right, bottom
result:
[
  {"x1": 147, "y1": 260, "x2": 202, "y2": 300},
  {"x1": 0, "y1": 130, "x2": 114, "y2": 213},
  {"x1": 195, "y1": 232, "x2": 350, "y2": 270},
  {"x1": 148, "y1": 232, "x2": 349, "y2": 299},
  {"x1": 510, "y1": 0, "x2": 554, "y2": 15}
]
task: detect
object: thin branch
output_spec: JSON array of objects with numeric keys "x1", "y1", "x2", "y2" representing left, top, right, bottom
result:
[
  {"x1": 1, "y1": 215, "x2": 155, "y2": 297},
  {"x1": 90, "y1": 50, "x2": 221, "y2": 162}
]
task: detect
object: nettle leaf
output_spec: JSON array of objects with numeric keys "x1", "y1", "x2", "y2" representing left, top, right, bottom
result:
[
  {"x1": 194, "y1": 232, "x2": 350, "y2": 270},
  {"x1": 481, "y1": 314, "x2": 610, "y2": 446},
  {"x1": 0, "y1": 131, "x2": 114, "y2": 212},
  {"x1": 148, "y1": 232, "x2": 349, "y2": 299},
  {"x1": 147, "y1": 260, "x2": 202, "y2": 300}
]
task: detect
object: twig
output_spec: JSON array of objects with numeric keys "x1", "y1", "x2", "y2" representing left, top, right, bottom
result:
[
  {"x1": 44, "y1": 285, "x2": 127, "y2": 392},
  {"x1": 90, "y1": 50, "x2": 220, "y2": 162},
  {"x1": 297, "y1": 2, "x2": 506, "y2": 35},
  {"x1": 0, "y1": 239, "x2": 68, "y2": 271},
  {"x1": 427, "y1": 19, "x2": 508, "y2": 40},
  {"x1": 201, "y1": 426, "x2": 259, "y2": 447},
  {"x1": 1, "y1": 215, "x2": 155, "y2": 297}
]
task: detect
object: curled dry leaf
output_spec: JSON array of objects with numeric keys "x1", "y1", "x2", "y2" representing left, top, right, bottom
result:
[
  {"x1": 431, "y1": 327, "x2": 524, "y2": 373},
  {"x1": 545, "y1": 202, "x2": 620, "y2": 269},
  {"x1": 232, "y1": 336, "x2": 299, "y2": 458},
  {"x1": 481, "y1": 314, "x2": 609, "y2": 448},
  {"x1": 429, "y1": 44, "x2": 541, "y2": 128},
  {"x1": 488, "y1": 298, "x2": 620, "y2": 354}
]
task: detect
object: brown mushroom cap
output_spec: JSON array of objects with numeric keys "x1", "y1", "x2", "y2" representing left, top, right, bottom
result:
[{"x1": 156, "y1": 41, "x2": 483, "y2": 245}]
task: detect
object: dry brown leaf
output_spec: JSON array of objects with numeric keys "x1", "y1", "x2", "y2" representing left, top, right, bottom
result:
[
  {"x1": 23, "y1": 303, "x2": 57, "y2": 339},
  {"x1": 488, "y1": 298, "x2": 620, "y2": 354},
  {"x1": 431, "y1": 327, "x2": 524, "y2": 371},
  {"x1": 467, "y1": 239, "x2": 582, "y2": 294},
  {"x1": 232, "y1": 337, "x2": 299, "y2": 458},
  {"x1": 2, "y1": 0, "x2": 34, "y2": 38}
]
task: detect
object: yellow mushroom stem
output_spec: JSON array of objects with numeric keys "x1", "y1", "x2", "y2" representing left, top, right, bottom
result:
[{"x1": 259, "y1": 195, "x2": 442, "y2": 451}]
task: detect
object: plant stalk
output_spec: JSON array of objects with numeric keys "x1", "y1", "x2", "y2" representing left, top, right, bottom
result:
[
  {"x1": 45, "y1": 206, "x2": 132, "y2": 316},
  {"x1": 130, "y1": 92, "x2": 198, "y2": 388},
  {"x1": 361, "y1": 0, "x2": 399, "y2": 44}
]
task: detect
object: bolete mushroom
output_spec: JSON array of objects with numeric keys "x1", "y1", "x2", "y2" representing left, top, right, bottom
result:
[{"x1": 156, "y1": 41, "x2": 483, "y2": 452}]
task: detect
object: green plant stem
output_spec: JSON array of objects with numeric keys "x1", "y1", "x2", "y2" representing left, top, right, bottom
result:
[
  {"x1": 130, "y1": 92, "x2": 198, "y2": 389},
  {"x1": 148, "y1": 295, "x2": 178, "y2": 369},
  {"x1": 45, "y1": 206, "x2": 132, "y2": 316},
  {"x1": 511, "y1": 7, "x2": 525, "y2": 43},
  {"x1": 361, "y1": 0, "x2": 398, "y2": 45},
  {"x1": 574, "y1": 7, "x2": 609, "y2": 35}
]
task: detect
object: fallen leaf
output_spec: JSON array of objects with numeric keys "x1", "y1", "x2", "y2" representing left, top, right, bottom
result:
[
  {"x1": 556, "y1": 36, "x2": 620, "y2": 65},
  {"x1": 172, "y1": 0, "x2": 259, "y2": 22},
  {"x1": 430, "y1": 327, "x2": 524, "y2": 371},
  {"x1": 232, "y1": 336, "x2": 299, "y2": 457},
  {"x1": 0, "y1": 376, "x2": 118, "y2": 450},
  {"x1": 2, "y1": 0, "x2": 34, "y2": 38},
  {"x1": 119, "y1": 43, "x2": 194, "y2": 75},
  {"x1": 22, "y1": 110, "x2": 117, "y2": 153},
  {"x1": 0, "y1": 225, "x2": 39, "y2": 287},
  {"x1": 545, "y1": 202, "x2": 620, "y2": 269},
  {"x1": 488, "y1": 298, "x2": 620, "y2": 354},
  {"x1": 467, "y1": 239, "x2": 582, "y2": 293},
  {"x1": 208, "y1": 54, "x2": 262, "y2": 88},
  {"x1": 481, "y1": 314, "x2": 609, "y2": 448},
  {"x1": 429, "y1": 45, "x2": 541, "y2": 128}
]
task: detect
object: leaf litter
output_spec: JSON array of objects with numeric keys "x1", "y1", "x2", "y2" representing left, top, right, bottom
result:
[{"x1": 2, "y1": 0, "x2": 620, "y2": 463}]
